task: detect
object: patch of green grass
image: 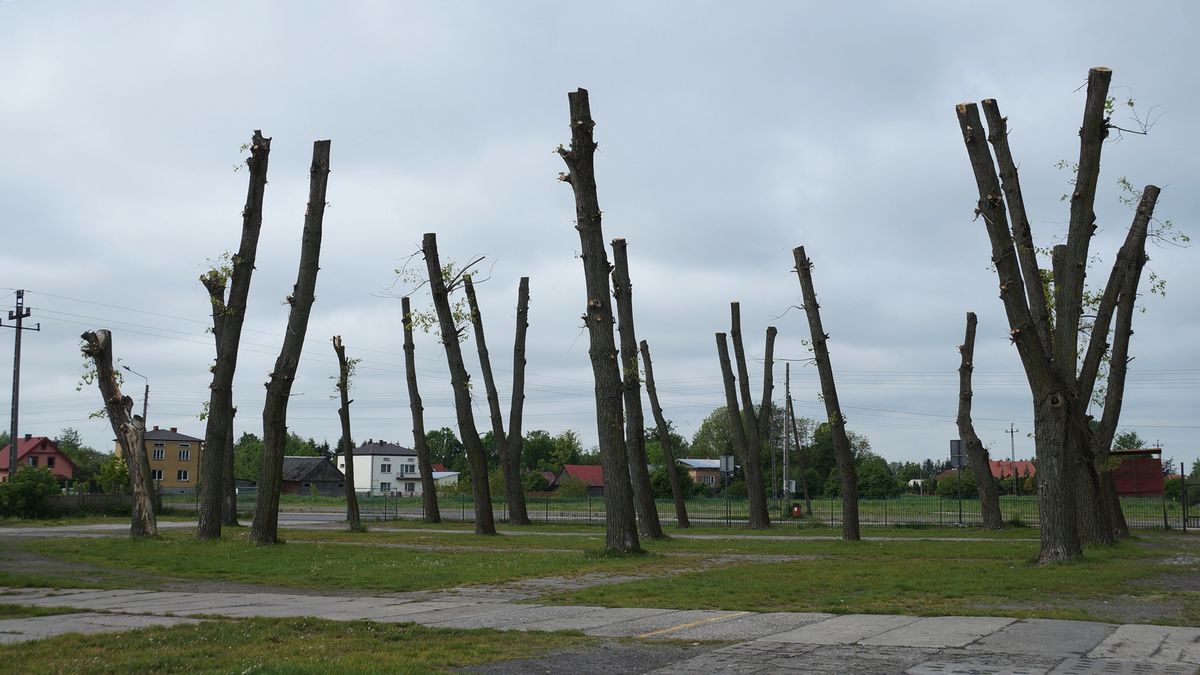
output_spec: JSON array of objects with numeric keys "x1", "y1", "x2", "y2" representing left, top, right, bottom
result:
[
  {"x1": 0, "y1": 571, "x2": 128, "y2": 590},
  {"x1": 0, "y1": 511, "x2": 195, "y2": 528},
  {"x1": 0, "y1": 617, "x2": 592, "y2": 674},
  {"x1": 539, "y1": 537, "x2": 1170, "y2": 622},
  {"x1": 17, "y1": 532, "x2": 681, "y2": 592},
  {"x1": 0, "y1": 603, "x2": 86, "y2": 619}
]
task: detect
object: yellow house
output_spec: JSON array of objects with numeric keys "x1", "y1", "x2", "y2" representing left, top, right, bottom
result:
[{"x1": 114, "y1": 426, "x2": 204, "y2": 494}]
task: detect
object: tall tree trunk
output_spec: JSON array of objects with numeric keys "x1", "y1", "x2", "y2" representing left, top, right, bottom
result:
[
  {"x1": 198, "y1": 130, "x2": 270, "y2": 541},
  {"x1": 955, "y1": 102, "x2": 1079, "y2": 563},
  {"x1": 506, "y1": 277, "x2": 531, "y2": 520},
  {"x1": 463, "y1": 275, "x2": 530, "y2": 525},
  {"x1": 640, "y1": 339, "x2": 689, "y2": 528},
  {"x1": 250, "y1": 139, "x2": 330, "y2": 545},
  {"x1": 722, "y1": 303, "x2": 772, "y2": 529},
  {"x1": 557, "y1": 88, "x2": 640, "y2": 553},
  {"x1": 611, "y1": 239, "x2": 664, "y2": 539},
  {"x1": 714, "y1": 326, "x2": 772, "y2": 530},
  {"x1": 332, "y1": 336, "x2": 363, "y2": 532},
  {"x1": 402, "y1": 297, "x2": 440, "y2": 523},
  {"x1": 422, "y1": 234, "x2": 496, "y2": 536},
  {"x1": 787, "y1": 394, "x2": 813, "y2": 515},
  {"x1": 81, "y1": 330, "x2": 157, "y2": 538},
  {"x1": 957, "y1": 312, "x2": 1004, "y2": 530},
  {"x1": 792, "y1": 247, "x2": 859, "y2": 541}
]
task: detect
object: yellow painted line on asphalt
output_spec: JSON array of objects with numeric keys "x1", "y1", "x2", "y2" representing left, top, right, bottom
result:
[{"x1": 636, "y1": 611, "x2": 752, "y2": 639}]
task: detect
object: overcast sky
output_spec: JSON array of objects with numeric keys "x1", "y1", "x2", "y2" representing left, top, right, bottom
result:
[{"x1": 2, "y1": 1, "x2": 1197, "y2": 471}]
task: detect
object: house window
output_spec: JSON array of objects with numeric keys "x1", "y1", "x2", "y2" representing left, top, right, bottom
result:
[
  {"x1": 405, "y1": 482, "x2": 415, "y2": 492},
  {"x1": 153, "y1": 448, "x2": 165, "y2": 461},
  {"x1": 27, "y1": 456, "x2": 37, "y2": 466},
  {"x1": 177, "y1": 470, "x2": 189, "y2": 482},
  {"x1": 404, "y1": 463, "x2": 416, "y2": 475},
  {"x1": 178, "y1": 449, "x2": 190, "y2": 461},
  {"x1": 150, "y1": 469, "x2": 164, "y2": 481},
  {"x1": 380, "y1": 463, "x2": 392, "y2": 474},
  {"x1": 47, "y1": 457, "x2": 55, "y2": 468},
  {"x1": 379, "y1": 482, "x2": 391, "y2": 492}
]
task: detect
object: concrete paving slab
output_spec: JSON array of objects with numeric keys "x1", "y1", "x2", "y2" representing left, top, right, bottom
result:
[
  {"x1": 966, "y1": 618, "x2": 1117, "y2": 657},
  {"x1": 862, "y1": 616, "x2": 1016, "y2": 648},
  {"x1": 517, "y1": 607, "x2": 675, "y2": 633},
  {"x1": 1088, "y1": 624, "x2": 1200, "y2": 665},
  {"x1": 398, "y1": 601, "x2": 533, "y2": 627},
  {"x1": 1050, "y1": 657, "x2": 1198, "y2": 674},
  {"x1": 908, "y1": 659, "x2": 1051, "y2": 674},
  {"x1": 368, "y1": 600, "x2": 488, "y2": 622},
  {"x1": 0, "y1": 612, "x2": 201, "y2": 644},
  {"x1": 421, "y1": 604, "x2": 572, "y2": 630},
  {"x1": 758, "y1": 613, "x2": 921, "y2": 645},
  {"x1": 11, "y1": 589, "x2": 159, "y2": 607},
  {"x1": 585, "y1": 609, "x2": 747, "y2": 638},
  {"x1": 646, "y1": 611, "x2": 834, "y2": 642}
]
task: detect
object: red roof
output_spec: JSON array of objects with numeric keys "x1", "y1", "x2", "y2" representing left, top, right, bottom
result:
[
  {"x1": 990, "y1": 460, "x2": 1035, "y2": 479},
  {"x1": 432, "y1": 463, "x2": 446, "y2": 472},
  {"x1": 559, "y1": 464, "x2": 604, "y2": 487},
  {"x1": 0, "y1": 436, "x2": 79, "y2": 475}
]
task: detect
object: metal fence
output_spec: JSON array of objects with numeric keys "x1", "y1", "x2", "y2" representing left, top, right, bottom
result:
[
  {"x1": 357, "y1": 493, "x2": 1195, "y2": 531},
  {"x1": 46, "y1": 493, "x2": 134, "y2": 514}
]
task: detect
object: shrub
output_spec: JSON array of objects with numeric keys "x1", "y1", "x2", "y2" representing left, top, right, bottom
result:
[
  {"x1": 649, "y1": 465, "x2": 695, "y2": 499},
  {"x1": 0, "y1": 467, "x2": 61, "y2": 519},
  {"x1": 556, "y1": 476, "x2": 588, "y2": 499}
]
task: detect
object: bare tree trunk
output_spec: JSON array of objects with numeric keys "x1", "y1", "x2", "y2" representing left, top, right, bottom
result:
[
  {"x1": 422, "y1": 234, "x2": 496, "y2": 536},
  {"x1": 714, "y1": 324, "x2": 772, "y2": 530},
  {"x1": 722, "y1": 303, "x2": 772, "y2": 529},
  {"x1": 198, "y1": 130, "x2": 270, "y2": 541},
  {"x1": 792, "y1": 247, "x2": 859, "y2": 541},
  {"x1": 506, "y1": 277, "x2": 531, "y2": 520},
  {"x1": 81, "y1": 330, "x2": 157, "y2": 538},
  {"x1": 787, "y1": 394, "x2": 812, "y2": 515},
  {"x1": 640, "y1": 340, "x2": 689, "y2": 528},
  {"x1": 957, "y1": 312, "x2": 1004, "y2": 529},
  {"x1": 402, "y1": 297, "x2": 441, "y2": 523},
  {"x1": 250, "y1": 139, "x2": 330, "y2": 545},
  {"x1": 557, "y1": 88, "x2": 639, "y2": 553},
  {"x1": 332, "y1": 336, "x2": 363, "y2": 532},
  {"x1": 611, "y1": 239, "x2": 664, "y2": 539},
  {"x1": 955, "y1": 102, "x2": 1079, "y2": 563},
  {"x1": 463, "y1": 275, "x2": 530, "y2": 525}
]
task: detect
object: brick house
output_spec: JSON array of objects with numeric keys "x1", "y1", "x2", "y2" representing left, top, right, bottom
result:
[{"x1": 115, "y1": 426, "x2": 203, "y2": 494}]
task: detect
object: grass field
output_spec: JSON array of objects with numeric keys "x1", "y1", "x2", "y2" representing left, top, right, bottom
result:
[{"x1": 0, "y1": 617, "x2": 592, "y2": 674}]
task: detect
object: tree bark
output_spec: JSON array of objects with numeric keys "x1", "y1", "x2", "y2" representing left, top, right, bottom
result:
[
  {"x1": 714, "y1": 329, "x2": 771, "y2": 530},
  {"x1": 402, "y1": 296, "x2": 440, "y2": 523},
  {"x1": 640, "y1": 340, "x2": 688, "y2": 528},
  {"x1": 222, "y1": 414, "x2": 238, "y2": 525},
  {"x1": 611, "y1": 239, "x2": 664, "y2": 539},
  {"x1": 250, "y1": 139, "x2": 330, "y2": 545},
  {"x1": 422, "y1": 233, "x2": 496, "y2": 536},
  {"x1": 557, "y1": 88, "x2": 640, "y2": 553},
  {"x1": 463, "y1": 275, "x2": 530, "y2": 525},
  {"x1": 81, "y1": 330, "x2": 157, "y2": 538},
  {"x1": 506, "y1": 277, "x2": 531, "y2": 521},
  {"x1": 332, "y1": 336, "x2": 363, "y2": 532},
  {"x1": 792, "y1": 247, "x2": 859, "y2": 541},
  {"x1": 198, "y1": 130, "x2": 270, "y2": 541},
  {"x1": 957, "y1": 312, "x2": 1004, "y2": 529}
]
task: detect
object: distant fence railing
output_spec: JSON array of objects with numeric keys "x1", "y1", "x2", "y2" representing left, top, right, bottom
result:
[
  {"x1": 355, "y1": 493, "x2": 1192, "y2": 531},
  {"x1": 46, "y1": 493, "x2": 134, "y2": 514}
]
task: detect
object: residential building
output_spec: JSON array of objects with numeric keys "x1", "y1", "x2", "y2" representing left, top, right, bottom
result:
[
  {"x1": 549, "y1": 464, "x2": 605, "y2": 496},
  {"x1": 115, "y1": 426, "x2": 203, "y2": 494},
  {"x1": 0, "y1": 435, "x2": 77, "y2": 482},
  {"x1": 336, "y1": 439, "x2": 423, "y2": 496},
  {"x1": 280, "y1": 456, "x2": 345, "y2": 497},
  {"x1": 677, "y1": 458, "x2": 721, "y2": 488}
]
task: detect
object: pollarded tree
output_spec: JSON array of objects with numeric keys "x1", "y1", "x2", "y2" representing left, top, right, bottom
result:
[
  {"x1": 556, "y1": 88, "x2": 640, "y2": 553},
  {"x1": 332, "y1": 336, "x2": 363, "y2": 532},
  {"x1": 956, "y1": 312, "x2": 1003, "y2": 530},
  {"x1": 402, "y1": 297, "x2": 441, "y2": 523},
  {"x1": 421, "y1": 234, "x2": 495, "y2": 535},
  {"x1": 80, "y1": 330, "x2": 157, "y2": 538},
  {"x1": 955, "y1": 67, "x2": 1160, "y2": 562},
  {"x1": 640, "y1": 339, "x2": 689, "y2": 528},
  {"x1": 250, "y1": 139, "x2": 331, "y2": 545},
  {"x1": 714, "y1": 302, "x2": 774, "y2": 530},
  {"x1": 198, "y1": 130, "x2": 270, "y2": 540}
]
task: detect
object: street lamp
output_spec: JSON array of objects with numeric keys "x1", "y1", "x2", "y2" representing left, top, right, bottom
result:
[
  {"x1": 121, "y1": 365, "x2": 157, "y2": 505},
  {"x1": 120, "y1": 365, "x2": 149, "y2": 424}
]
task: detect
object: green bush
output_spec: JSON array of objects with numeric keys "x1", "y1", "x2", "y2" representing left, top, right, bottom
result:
[
  {"x1": 556, "y1": 476, "x2": 588, "y2": 499},
  {"x1": 0, "y1": 467, "x2": 62, "y2": 519},
  {"x1": 649, "y1": 465, "x2": 696, "y2": 499},
  {"x1": 724, "y1": 480, "x2": 747, "y2": 498}
]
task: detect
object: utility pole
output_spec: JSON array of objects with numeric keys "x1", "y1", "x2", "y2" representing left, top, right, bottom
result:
[
  {"x1": 2, "y1": 290, "x2": 39, "y2": 478},
  {"x1": 1004, "y1": 423, "x2": 1019, "y2": 496},
  {"x1": 783, "y1": 363, "x2": 790, "y2": 516}
]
